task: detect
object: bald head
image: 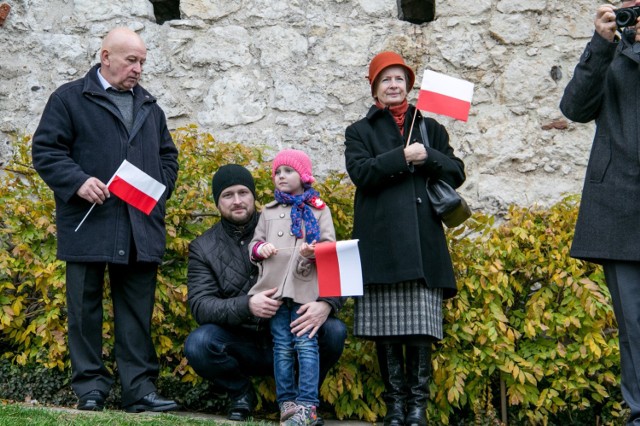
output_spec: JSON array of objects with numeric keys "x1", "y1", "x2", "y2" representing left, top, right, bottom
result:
[
  {"x1": 99, "y1": 27, "x2": 147, "y2": 91},
  {"x1": 102, "y1": 27, "x2": 145, "y2": 52}
]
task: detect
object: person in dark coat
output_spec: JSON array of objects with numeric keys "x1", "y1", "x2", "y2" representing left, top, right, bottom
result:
[
  {"x1": 344, "y1": 51, "x2": 466, "y2": 426},
  {"x1": 560, "y1": 2, "x2": 640, "y2": 424},
  {"x1": 31, "y1": 27, "x2": 179, "y2": 413},
  {"x1": 184, "y1": 164, "x2": 347, "y2": 424}
]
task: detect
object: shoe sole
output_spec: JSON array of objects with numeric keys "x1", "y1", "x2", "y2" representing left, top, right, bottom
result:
[
  {"x1": 280, "y1": 419, "x2": 319, "y2": 426},
  {"x1": 227, "y1": 409, "x2": 251, "y2": 422},
  {"x1": 77, "y1": 405, "x2": 104, "y2": 411},
  {"x1": 125, "y1": 403, "x2": 180, "y2": 413}
]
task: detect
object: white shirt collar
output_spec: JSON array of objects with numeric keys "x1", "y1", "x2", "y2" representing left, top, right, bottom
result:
[{"x1": 97, "y1": 67, "x2": 134, "y2": 94}]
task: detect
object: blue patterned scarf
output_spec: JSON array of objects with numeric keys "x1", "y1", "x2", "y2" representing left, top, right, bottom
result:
[{"x1": 274, "y1": 187, "x2": 325, "y2": 244}]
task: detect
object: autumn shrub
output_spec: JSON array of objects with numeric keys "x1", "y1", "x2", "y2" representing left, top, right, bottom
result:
[
  {"x1": 434, "y1": 203, "x2": 623, "y2": 425},
  {"x1": 0, "y1": 127, "x2": 625, "y2": 424}
]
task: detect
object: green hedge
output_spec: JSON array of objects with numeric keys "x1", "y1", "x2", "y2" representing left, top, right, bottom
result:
[{"x1": 0, "y1": 127, "x2": 625, "y2": 424}]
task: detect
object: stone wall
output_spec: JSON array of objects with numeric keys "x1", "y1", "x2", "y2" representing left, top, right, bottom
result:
[{"x1": 0, "y1": 0, "x2": 609, "y2": 213}]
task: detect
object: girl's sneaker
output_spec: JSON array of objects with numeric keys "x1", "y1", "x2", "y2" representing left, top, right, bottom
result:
[
  {"x1": 279, "y1": 400, "x2": 298, "y2": 422},
  {"x1": 282, "y1": 403, "x2": 318, "y2": 426}
]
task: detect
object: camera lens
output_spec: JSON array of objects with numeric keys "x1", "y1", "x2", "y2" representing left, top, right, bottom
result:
[{"x1": 617, "y1": 9, "x2": 637, "y2": 28}]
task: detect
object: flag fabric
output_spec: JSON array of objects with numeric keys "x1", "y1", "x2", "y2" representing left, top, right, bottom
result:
[
  {"x1": 107, "y1": 159, "x2": 166, "y2": 215},
  {"x1": 415, "y1": 70, "x2": 474, "y2": 121},
  {"x1": 316, "y1": 239, "x2": 363, "y2": 297}
]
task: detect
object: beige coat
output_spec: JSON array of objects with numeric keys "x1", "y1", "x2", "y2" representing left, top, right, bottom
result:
[{"x1": 248, "y1": 200, "x2": 335, "y2": 304}]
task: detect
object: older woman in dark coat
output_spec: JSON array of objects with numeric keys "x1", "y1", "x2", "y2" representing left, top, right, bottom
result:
[{"x1": 344, "y1": 51, "x2": 465, "y2": 426}]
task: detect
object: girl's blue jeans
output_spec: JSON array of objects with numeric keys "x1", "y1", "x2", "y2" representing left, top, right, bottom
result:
[{"x1": 271, "y1": 300, "x2": 320, "y2": 406}]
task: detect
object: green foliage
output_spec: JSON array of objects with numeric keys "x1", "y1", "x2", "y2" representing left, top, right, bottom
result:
[
  {"x1": 0, "y1": 135, "x2": 66, "y2": 369},
  {"x1": 320, "y1": 299, "x2": 382, "y2": 423},
  {"x1": 434, "y1": 202, "x2": 623, "y2": 425},
  {"x1": 0, "y1": 127, "x2": 626, "y2": 424},
  {"x1": 0, "y1": 358, "x2": 74, "y2": 407}
]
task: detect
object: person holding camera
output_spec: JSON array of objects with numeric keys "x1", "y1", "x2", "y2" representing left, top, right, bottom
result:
[
  {"x1": 560, "y1": 2, "x2": 640, "y2": 423},
  {"x1": 344, "y1": 51, "x2": 466, "y2": 426}
]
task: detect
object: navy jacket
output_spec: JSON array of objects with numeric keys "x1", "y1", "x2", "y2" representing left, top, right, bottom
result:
[
  {"x1": 560, "y1": 32, "x2": 640, "y2": 263},
  {"x1": 345, "y1": 104, "x2": 465, "y2": 299},
  {"x1": 32, "y1": 64, "x2": 179, "y2": 264}
]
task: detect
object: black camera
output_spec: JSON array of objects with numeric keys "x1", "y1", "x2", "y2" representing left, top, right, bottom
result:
[{"x1": 616, "y1": 6, "x2": 640, "y2": 28}]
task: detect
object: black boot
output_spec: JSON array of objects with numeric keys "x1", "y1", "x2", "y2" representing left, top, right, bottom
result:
[
  {"x1": 376, "y1": 343, "x2": 407, "y2": 426},
  {"x1": 404, "y1": 345, "x2": 431, "y2": 426}
]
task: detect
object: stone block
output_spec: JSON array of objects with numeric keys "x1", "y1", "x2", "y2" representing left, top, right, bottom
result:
[{"x1": 0, "y1": 3, "x2": 10, "y2": 26}]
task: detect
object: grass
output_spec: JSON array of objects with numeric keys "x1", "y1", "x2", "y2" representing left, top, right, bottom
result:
[{"x1": 0, "y1": 404, "x2": 274, "y2": 426}]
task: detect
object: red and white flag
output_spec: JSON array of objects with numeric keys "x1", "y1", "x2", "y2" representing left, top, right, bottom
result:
[
  {"x1": 316, "y1": 240, "x2": 363, "y2": 297},
  {"x1": 415, "y1": 70, "x2": 474, "y2": 122},
  {"x1": 108, "y1": 159, "x2": 166, "y2": 215}
]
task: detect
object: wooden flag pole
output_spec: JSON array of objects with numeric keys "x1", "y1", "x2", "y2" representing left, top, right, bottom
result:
[{"x1": 405, "y1": 110, "x2": 419, "y2": 148}]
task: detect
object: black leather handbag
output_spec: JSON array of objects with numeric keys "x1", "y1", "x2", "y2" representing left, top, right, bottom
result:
[{"x1": 418, "y1": 118, "x2": 471, "y2": 228}]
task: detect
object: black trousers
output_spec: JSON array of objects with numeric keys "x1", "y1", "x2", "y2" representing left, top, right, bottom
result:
[
  {"x1": 184, "y1": 318, "x2": 348, "y2": 401},
  {"x1": 603, "y1": 260, "x2": 640, "y2": 426},
  {"x1": 66, "y1": 261, "x2": 159, "y2": 406}
]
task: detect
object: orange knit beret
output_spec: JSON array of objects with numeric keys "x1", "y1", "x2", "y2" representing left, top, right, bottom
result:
[{"x1": 367, "y1": 51, "x2": 416, "y2": 96}]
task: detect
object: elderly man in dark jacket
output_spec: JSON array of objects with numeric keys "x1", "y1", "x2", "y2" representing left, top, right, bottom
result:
[
  {"x1": 560, "y1": 2, "x2": 640, "y2": 424},
  {"x1": 32, "y1": 27, "x2": 179, "y2": 413},
  {"x1": 184, "y1": 164, "x2": 347, "y2": 423}
]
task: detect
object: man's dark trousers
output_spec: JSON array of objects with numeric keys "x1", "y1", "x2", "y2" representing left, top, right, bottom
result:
[
  {"x1": 66, "y1": 261, "x2": 159, "y2": 406},
  {"x1": 184, "y1": 318, "x2": 347, "y2": 399},
  {"x1": 603, "y1": 260, "x2": 640, "y2": 425}
]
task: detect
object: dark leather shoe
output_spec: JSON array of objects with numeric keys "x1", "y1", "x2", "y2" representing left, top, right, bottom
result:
[
  {"x1": 405, "y1": 406, "x2": 427, "y2": 426},
  {"x1": 125, "y1": 391, "x2": 180, "y2": 413},
  {"x1": 227, "y1": 388, "x2": 256, "y2": 421},
  {"x1": 384, "y1": 417, "x2": 405, "y2": 426},
  {"x1": 384, "y1": 401, "x2": 406, "y2": 426},
  {"x1": 77, "y1": 390, "x2": 106, "y2": 411}
]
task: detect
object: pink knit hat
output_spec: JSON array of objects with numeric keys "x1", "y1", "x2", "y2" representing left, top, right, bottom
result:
[{"x1": 272, "y1": 149, "x2": 315, "y2": 184}]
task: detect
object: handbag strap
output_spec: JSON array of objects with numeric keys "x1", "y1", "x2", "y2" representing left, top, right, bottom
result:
[
  {"x1": 417, "y1": 114, "x2": 435, "y2": 185},
  {"x1": 418, "y1": 115, "x2": 431, "y2": 148}
]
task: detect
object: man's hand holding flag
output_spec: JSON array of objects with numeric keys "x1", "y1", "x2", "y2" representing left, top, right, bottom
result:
[{"x1": 75, "y1": 159, "x2": 166, "y2": 232}]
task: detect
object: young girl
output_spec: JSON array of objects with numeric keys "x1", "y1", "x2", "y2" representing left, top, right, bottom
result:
[{"x1": 249, "y1": 149, "x2": 335, "y2": 426}]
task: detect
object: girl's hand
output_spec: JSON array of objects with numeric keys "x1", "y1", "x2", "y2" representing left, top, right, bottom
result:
[
  {"x1": 300, "y1": 241, "x2": 316, "y2": 258},
  {"x1": 258, "y1": 242, "x2": 278, "y2": 258}
]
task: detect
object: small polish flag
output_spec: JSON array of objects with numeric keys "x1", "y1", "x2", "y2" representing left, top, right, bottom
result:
[
  {"x1": 415, "y1": 70, "x2": 474, "y2": 122},
  {"x1": 108, "y1": 160, "x2": 166, "y2": 215},
  {"x1": 316, "y1": 240, "x2": 363, "y2": 297}
]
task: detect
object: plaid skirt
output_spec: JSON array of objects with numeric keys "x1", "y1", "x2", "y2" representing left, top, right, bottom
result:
[{"x1": 353, "y1": 280, "x2": 443, "y2": 340}]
